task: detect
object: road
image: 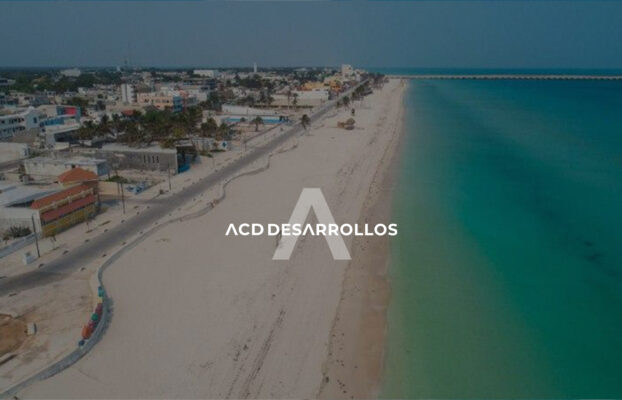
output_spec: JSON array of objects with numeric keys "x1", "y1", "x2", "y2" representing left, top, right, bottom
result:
[{"x1": 0, "y1": 82, "x2": 364, "y2": 296}]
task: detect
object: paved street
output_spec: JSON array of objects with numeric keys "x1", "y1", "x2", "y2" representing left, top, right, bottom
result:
[{"x1": 0, "y1": 84, "x2": 361, "y2": 296}]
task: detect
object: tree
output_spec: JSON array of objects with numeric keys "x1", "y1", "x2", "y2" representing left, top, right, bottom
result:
[
  {"x1": 78, "y1": 120, "x2": 95, "y2": 145},
  {"x1": 68, "y1": 96, "x2": 90, "y2": 116},
  {"x1": 342, "y1": 96, "x2": 351, "y2": 108},
  {"x1": 292, "y1": 93, "x2": 299, "y2": 108},
  {"x1": 286, "y1": 90, "x2": 293, "y2": 109},
  {"x1": 111, "y1": 113, "x2": 122, "y2": 137},
  {"x1": 301, "y1": 114, "x2": 310, "y2": 130},
  {"x1": 252, "y1": 116, "x2": 264, "y2": 132},
  {"x1": 182, "y1": 106, "x2": 202, "y2": 134},
  {"x1": 200, "y1": 117, "x2": 218, "y2": 137}
]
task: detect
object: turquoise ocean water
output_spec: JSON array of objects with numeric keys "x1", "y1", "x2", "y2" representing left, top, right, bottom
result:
[{"x1": 380, "y1": 74, "x2": 622, "y2": 398}]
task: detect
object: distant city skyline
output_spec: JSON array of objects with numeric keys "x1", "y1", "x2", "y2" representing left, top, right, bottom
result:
[{"x1": 1, "y1": 1, "x2": 622, "y2": 69}]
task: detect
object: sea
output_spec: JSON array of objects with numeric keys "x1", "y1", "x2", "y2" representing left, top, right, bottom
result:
[{"x1": 375, "y1": 69, "x2": 622, "y2": 398}]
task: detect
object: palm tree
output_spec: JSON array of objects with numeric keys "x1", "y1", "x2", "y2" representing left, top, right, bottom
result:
[
  {"x1": 111, "y1": 113, "x2": 122, "y2": 138},
  {"x1": 78, "y1": 121, "x2": 94, "y2": 145},
  {"x1": 184, "y1": 106, "x2": 202, "y2": 134},
  {"x1": 251, "y1": 116, "x2": 264, "y2": 132},
  {"x1": 286, "y1": 89, "x2": 292, "y2": 109},
  {"x1": 301, "y1": 114, "x2": 310, "y2": 130},
  {"x1": 200, "y1": 117, "x2": 218, "y2": 137},
  {"x1": 216, "y1": 122, "x2": 230, "y2": 140},
  {"x1": 292, "y1": 93, "x2": 299, "y2": 108}
]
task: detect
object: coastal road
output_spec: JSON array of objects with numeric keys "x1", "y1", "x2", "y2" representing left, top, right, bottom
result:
[{"x1": 0, "y1": 82, "x2": 366, "y2": 296}]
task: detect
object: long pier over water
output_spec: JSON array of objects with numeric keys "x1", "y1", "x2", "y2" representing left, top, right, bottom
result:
[{"x1": 391, "y1": 74, "x2": 622, "y2": 80}]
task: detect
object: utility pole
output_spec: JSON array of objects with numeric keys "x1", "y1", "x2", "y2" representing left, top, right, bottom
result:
[
  {"x1": 31, "y1": 214, "x2": 40, "y2": 258},
  {"x1": 167, "y1": 162, "x2": 172, "y2": 191},
  {"x1": 119, "y1": 182, "x2": 126, "y2": 214}
]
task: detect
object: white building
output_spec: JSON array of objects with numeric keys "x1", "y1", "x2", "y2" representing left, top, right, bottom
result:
[
  {"x1": 193, "y1": 69, "x2": 219, "y2": 78},
  {"x1": 271, "y1": 90, "x2": 330, "y2": 108},
  {"x1": 23, "y1": 156, "x2": 109, "y2": 181},
  {"x1": 0, "y1": 183, "x2": 57, "y2": 232},
  {"x1": 222, "y1": 105, "x2": 280, "y2": 116},
  {"x1": 0, "y1": 107, "x2": 41, "y2": 141},
  {"x1": 120, "y1": 83, "x2": 136, "y2": 104},
  {"x1": 41, "y1": 123, "x2": 81, "y2": 147},
  {"x1": 0, "y1": 77, "x2": 16, "y2": 87},
  {"x1": 60, "y1": 68, "x2": 82, "y2": 77},
  {"x1": 341, "y1": 64, "x2": 354, "y2": 78},
  {"x1": 0, "y1": 143, "x2": 30, "y2": 163}
]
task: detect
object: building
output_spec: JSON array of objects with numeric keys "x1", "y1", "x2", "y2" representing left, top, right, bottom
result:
[
  {"x1": 0, "y1": 93, "x2": 17, "y2": 107},
  {"x1": 30, "y1": 184, "x2": 97, "y2": 237},
  {"x1": 341, "y1": 64, "x2": 354, "y2": 78},
  {"x1": 37, "y1": 104, "x2": 82, "y2": 146},
  {"x1": 271, "y1": 90, "x2": 329, "y2": 108},
  {"x1": 222, "y1": 104, "x2": 281, "y2": 117},
  {"x1": 0, "y1": 183, "x2": 58, "y2": 232},
  {"x1": 57, "y1": 167, "x2": 98, "y2": 188},
  {"x1": 95, "y1": 143, "x2": 178, "y2": 173},
  {"x1": 23, "y1": 156, "x2": 109, "y2": 181},
  {"x1": 120, "y1": 83, "x2": 136, "y2": 104},
  {"x1": 193, "y1": 69, "x2": 219, "y2": 78},
  {"x1": 301, "y1": 81, "x2": 328, "y2": 91},
  {"x1": 136, "y1": 92, "x2": 183, "y2": 112},
  {"x1": 0, "y1": 107, "x2": 41, "y2": 141},
  {"x1": 0, "y1": 142, "x2": 30, "y2": 164},
  {"x1": 60, "y1": 68, "x2": 82, "y2": 77},
  {"x1": 0, "y1": 77, "x2": 16, "y2": 87},
  {"x1": 41, "y1": 123, "x2": 81, "y2": 147}
]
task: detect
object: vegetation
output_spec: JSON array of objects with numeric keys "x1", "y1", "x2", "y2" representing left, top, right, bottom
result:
[
  {"x1": 251, "y1": 116, "x2": 264, "y2": 132},
  {"x1": 106, "y1": 175, "x2": 129, "y2": 183},
  {"x1": 2, "y1": 226, "x2": 32, "y2": 241},
  {"x1": 301, "y1": 114, "x2": 311, "y2": 129},
  {"x1": 199, "y1": 91, "x2": 223, "y2": 111},
  {"x1": 2, "y1": 70, "x2": 122, "y2": 93},
  {"x1": 77, "y1": 105, "x2": 217, "y2": 148}
]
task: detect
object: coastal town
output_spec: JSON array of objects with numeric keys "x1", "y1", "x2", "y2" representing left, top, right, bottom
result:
[
  {"x1": 2, "y1": 0, "x2": 621, "y2": 398},
  {"x1": 0, "y1": 64, "x2": 375, "y2": 256},
  {"x1": 0, "y1": 64, "x2": 392, "y2": 397}
]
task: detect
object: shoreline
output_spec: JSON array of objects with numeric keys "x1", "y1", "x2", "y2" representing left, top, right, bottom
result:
[{"x1": 319, "y1": 79, "x2": 408, "y2": 398}]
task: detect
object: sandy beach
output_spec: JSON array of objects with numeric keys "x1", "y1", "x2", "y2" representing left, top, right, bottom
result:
[{"x1": 19, "y1": 78, "x2": 407, "y2": 399}]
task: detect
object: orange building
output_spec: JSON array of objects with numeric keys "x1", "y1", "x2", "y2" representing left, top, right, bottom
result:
[
  {"x1": 57, "y1": 167, "x2": 98, "y2": 188},
  {"x1": 31, "y1": 184, "x2": 97, "y2": 237}
]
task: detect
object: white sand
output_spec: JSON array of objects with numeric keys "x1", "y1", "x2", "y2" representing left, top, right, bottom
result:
[{"x1": 20, "y1": 79, "x2": 406, "y2": 398}]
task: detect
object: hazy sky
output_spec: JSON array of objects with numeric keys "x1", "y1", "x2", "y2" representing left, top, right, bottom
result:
[{"x1": 1, "y1": 1, "x2": 622, "y2": 69}]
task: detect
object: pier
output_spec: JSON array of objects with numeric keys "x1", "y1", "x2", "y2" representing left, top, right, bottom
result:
[{"x1": 391, "y1": 74, "x2": 622, "y2": 81}]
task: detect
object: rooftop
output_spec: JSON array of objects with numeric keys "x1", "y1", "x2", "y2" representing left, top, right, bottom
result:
[
  {"x1": 58, "y1": 167, "x2": 98, "y2": 184},
  {"x1": 25, "y1": 156, "x2": 107, "y2": 166},
  {"x1": 101, "y1": 143, "x2": 176, "y2": 154},
  {"x1": 0, "y1": 185, "x2": 59, "y2": 207},
  {"x1": 31, "y1": 184, "x2": 91, "y2": 210}
]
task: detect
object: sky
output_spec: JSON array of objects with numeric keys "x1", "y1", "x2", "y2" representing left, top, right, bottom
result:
[{"x1": 1, "y1": 1, "x2": 622, "y2": 69}]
